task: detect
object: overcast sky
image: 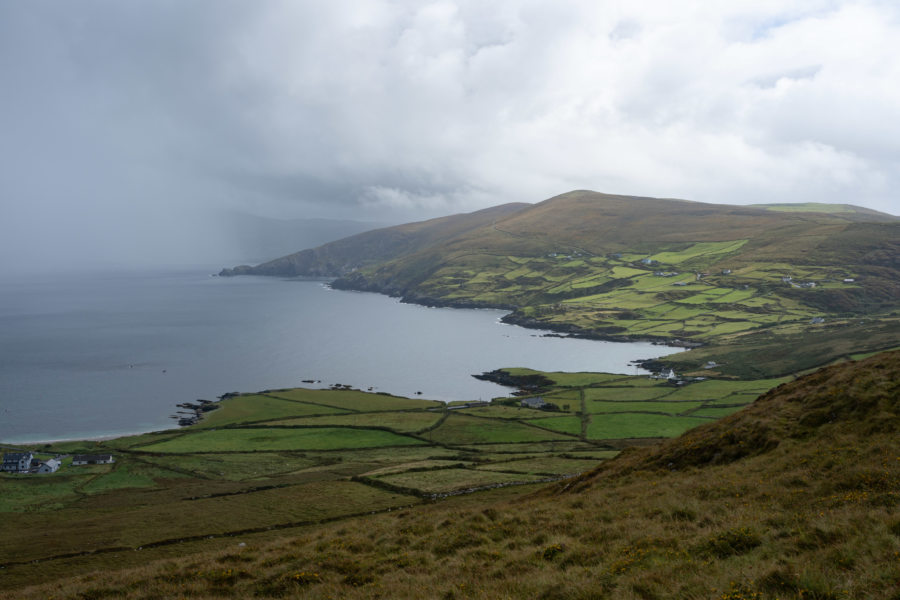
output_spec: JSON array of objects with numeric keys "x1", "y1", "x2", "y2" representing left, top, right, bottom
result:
[{"x1": 1, "y1": 1, "x2": 898, "y2": 272}]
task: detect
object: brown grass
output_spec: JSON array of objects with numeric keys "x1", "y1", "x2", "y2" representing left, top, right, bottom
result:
[{"x1": 5, "y1": 351, "x2": 899, "y2": 600}]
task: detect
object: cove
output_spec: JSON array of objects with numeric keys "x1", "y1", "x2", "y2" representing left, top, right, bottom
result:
[{"x1": 0, "y1": 269, "x2": 678, "y2": 443}]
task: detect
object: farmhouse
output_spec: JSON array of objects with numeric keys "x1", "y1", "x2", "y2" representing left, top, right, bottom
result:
[
  {"x1": 72, "y1": 454, "x2": 115, "y2": 466},
  {"x1": 1, "y1": 451, "x2": 34, "y2": 473},
  {"x1": 520, "y1": 397, "x2": 547, "y2": 409},
  {"x1": 651, "y1": 369, "x2": 679, "y2": 381},
  {"x1": 36, "y1": 458, "x2": 61, "y2": 474}
]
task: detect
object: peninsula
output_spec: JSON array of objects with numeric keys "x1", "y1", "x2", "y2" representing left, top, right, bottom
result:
[{"x1": 222, "y1": 190, "x2": 900, "y2": 379}]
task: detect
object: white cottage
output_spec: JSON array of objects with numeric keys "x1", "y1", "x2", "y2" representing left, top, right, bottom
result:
[
  {"x1": 1, "y1": 452, "x2": 34, "y2": 473},
  {"x1": 37, "y1": 458, "x2": 61, "y2": 474}
]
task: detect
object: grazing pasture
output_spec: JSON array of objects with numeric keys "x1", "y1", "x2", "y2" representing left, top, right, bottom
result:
[{"x1": 0, "y1": 372, "x2": 789, "y2": 591}]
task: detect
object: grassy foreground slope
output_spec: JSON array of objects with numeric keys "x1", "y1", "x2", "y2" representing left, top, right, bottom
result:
[
  {"x1": 6, "y1": 350, "x2": 898, "y2": 599},
  {"x1": 7, "y1": 370, "x2": 765, "y2": 592},
  {"x1": 222, "y1": 190, "x2": 899, "y2": 378}
]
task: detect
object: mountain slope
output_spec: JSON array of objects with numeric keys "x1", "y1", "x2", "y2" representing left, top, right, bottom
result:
[
  {"x1": 11, "y1": 351, "x2": 900, "y2": 599},
  {"x1": 565, "y1": 348, "x2": 900, "y2": 486},
  {"x1": 219, "y1": 202, "x2": 529, "y2": 277}
]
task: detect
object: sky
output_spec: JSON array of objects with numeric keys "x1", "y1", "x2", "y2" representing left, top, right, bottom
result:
[{"x1": 1, "y1": 0, "x2": 898, "y2": 272}]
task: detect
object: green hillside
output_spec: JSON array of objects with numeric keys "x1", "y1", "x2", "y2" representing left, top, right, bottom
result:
[
  {"x1": 222, "y1": 190, "x2": 900, "y2": 378},
  {"x1": 5, "y1": 351, "x2": 898, "y2": 599}
]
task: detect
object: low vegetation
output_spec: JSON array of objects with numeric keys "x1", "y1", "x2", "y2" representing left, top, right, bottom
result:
[{"x1": 2, "y1": 350, "x2": 897, "y2": 599}]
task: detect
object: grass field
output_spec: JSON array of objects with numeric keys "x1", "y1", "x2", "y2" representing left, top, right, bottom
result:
[
  {"x1": 0, "y1": 369, "x2": 834, "y2": 591},
  {"x1": 268, "y1": 411, "x2": 442, "y2": 432},
  {"x1": 586, "y1": 413, "x2": 711, "y2": 439},
  {"x1": 476, "y1": 456, "x2": 599, "y2": 476},
  {"x1": 195, "y1": 394, "x2": 349, "y2": 428},
  {"x1": 139, "y1": 427, "x2": 426, "y2": 453},
  {"x1": 373, "y1": 467, "x2": 546, "y2": 494},
  {"x1": 422, "y1": 414, "x2": 574, "y2": 444},
  {"x1": 584, "y1": 400, "x2": 706, "y2": 415}
]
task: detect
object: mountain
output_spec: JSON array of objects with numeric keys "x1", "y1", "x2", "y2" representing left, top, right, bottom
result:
[
  {"x1": 11, "y1": 350, "x2": 899, "y2": 599},
  {"x1": 219, "y1": 201, "x2": 530, "y2": 277},
  {"x1": 221, "y1": 191, "x2": 899, "y2": 377}
]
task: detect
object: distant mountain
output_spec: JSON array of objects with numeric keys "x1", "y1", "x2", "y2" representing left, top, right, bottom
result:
[
  {"x1": 219, "y1": 202, "x2": 530, "y2": 277},
  {"x1": 751, "y1": 202, "x2": 897, "y2": 219},
  {"x1": 222, "y1": 190, "x2": 897, "y2": 278}
]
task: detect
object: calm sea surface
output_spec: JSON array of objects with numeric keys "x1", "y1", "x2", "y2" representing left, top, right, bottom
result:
[{"x1": 0, "y1": 268, "x2": 677, "y2": 443}]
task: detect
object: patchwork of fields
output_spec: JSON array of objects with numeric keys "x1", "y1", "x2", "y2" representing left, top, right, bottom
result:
[
  {"x1": 0, "y1": 374, "x2": 787, "y2": 585},
  {"x1": 382, "y1": 234, "x2": 899, "y2": 380},
  {"x1": 415, "y1": 240, "x2": 865, "y2": 347}
]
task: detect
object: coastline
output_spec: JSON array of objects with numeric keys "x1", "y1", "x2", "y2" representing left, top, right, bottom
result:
[
  {"x1": 3, "y1": 273, "x2": 681, "y2": 448},
  {"x1": 1, "y1": 429, "x2": 166, "y2": 447},
  {"x1": 328, "y1": 278, "x2": 696, "y2": 349}
]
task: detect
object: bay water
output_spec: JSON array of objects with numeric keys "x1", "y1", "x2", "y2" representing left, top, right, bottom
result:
[{"x1": 0, "y1": 268, "x2": 675, "y2": 443}]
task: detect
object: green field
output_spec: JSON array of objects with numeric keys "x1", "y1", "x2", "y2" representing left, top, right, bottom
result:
[
  {"x1": 265, "y1": 388, "x2": 441, "y2": 411},
  {"x1": 586, "y1": 413, "x2": 710, "y2": 439},
  {"x1": 196, "y1": 394, "x2": 349, "y2": 428},
  {"x1": 585, "y1": 400, "x2": 706, "y2": 415},
  {"x1": 373, "y1": 467, "x2": 545, "y2": 494},
  {"x1": 528, "y1": 416, "x2": 583, "y2": 435},
  {"x1": 476, "y1": 456, "x2": 600, "y2": 476},
  {"x1": 269, "y1": 411, "x2": 442, "y2": 432},
  {"x1": 422, "y1": 414, "x2": 574, "y2": 444},
  {"x1": 139, "y1": 427, "x2": 426, "y2": 453},
  {"x1": 582, "y1": 386, "x2": 672, "y2": 401}
]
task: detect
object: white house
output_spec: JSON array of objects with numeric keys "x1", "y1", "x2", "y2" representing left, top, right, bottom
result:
[
  {"x1": 36, "y1": 458, "x2": 61, "y2": 474},
  {"x1": 1, "y1": 452, "x2": 34, "y2": 473},
  {"x1": 520, "y1": 397, "x2": 547, "y2": 409}
]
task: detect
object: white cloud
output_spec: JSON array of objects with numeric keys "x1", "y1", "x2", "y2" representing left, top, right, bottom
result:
[
  {"x1": 215, "y1": 0, "x2": 900, "y2": 214},
  {"x1": 1, "y1": 0, "x2": 898, "y2": 271}
]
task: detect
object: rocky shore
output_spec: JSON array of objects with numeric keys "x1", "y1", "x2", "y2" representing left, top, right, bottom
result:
[
  {"x1": 472, "y1": 369, "x2": 554, "y2": 395},
  {"x1": 171, "y1": 399, "x2": 219, "y2": 427}
]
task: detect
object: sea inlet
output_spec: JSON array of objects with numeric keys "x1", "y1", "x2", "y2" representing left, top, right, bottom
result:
[{"x1": 0, "y1": 268, "x2": 677, "y2": 443}]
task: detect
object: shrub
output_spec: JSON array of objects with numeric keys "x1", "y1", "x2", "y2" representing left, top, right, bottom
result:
[
  {"x1": 542, "y1": 543, "x2": 565, "y2": 561},
  {"x1": 698, "y1": 527, "x2": 761, "y2": 558}
]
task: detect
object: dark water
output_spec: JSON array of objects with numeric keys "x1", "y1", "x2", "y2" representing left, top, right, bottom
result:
[{"x1": 0, "y1": 269, "x2": 676, "y2": 443}]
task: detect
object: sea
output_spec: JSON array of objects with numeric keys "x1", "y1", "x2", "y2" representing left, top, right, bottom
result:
[{"x1": 0, "y1": 268, "x2": 677, "y2": 444}]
